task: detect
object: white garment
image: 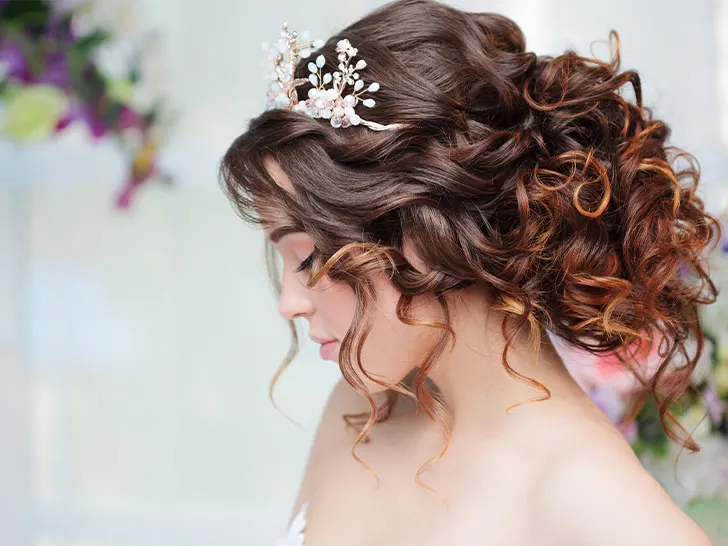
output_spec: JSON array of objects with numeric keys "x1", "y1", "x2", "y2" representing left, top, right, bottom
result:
[{"x1": 274, "y1": 502, "x2": 309, "y2": 546}]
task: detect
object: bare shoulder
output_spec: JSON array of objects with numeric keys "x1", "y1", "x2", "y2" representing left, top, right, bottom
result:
[
  {"x1": 287, "y1": 378, "x2": 372, "y2": 516},
  {"x1": 531, "y1": 434, "x2": 713, "y2": 546}
]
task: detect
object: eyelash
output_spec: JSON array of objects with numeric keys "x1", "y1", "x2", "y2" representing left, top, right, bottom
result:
[{"x1": 295, "y1": 252, "x2": 315, "y2": 273}]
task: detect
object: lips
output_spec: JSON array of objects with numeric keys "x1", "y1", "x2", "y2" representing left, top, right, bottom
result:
[
  {"x1": 317, "y1": 339, "x2": 339, "y2": 360},
  {"x1": 310, "y1": 334, "x2": 339, "y2": 360}
]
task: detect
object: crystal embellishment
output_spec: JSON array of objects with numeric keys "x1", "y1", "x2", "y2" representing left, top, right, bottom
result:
[{"x1": 262, "y1": 24, "x2": 406, "y2": 132}]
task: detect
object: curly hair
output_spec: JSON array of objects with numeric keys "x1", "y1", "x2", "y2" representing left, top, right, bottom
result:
[{"x1": 219, "y1": 0, "x2": 724, "y2": 491}]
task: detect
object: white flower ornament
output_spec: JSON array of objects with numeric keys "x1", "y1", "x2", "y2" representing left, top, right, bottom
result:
[{"x1": 262, "y1": 23, "x2": 407, "y2": 131}]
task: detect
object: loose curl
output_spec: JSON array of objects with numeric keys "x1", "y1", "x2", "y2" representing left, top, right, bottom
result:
[{"x1": 219, "y1": 0, "x2": 724, "y2": 492}]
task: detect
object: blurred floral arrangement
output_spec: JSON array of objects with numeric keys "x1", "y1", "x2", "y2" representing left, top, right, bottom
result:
[
  {"x1": 0, "y1": 0, "x2": 174, "y2": 207},
  {"x1": 556, "y1": 201, "x2": 728, "y2": 529}
]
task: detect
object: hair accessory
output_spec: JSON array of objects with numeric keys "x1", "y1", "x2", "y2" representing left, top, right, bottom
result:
[{"x1": 262, "y1": 23, "x2": 407, "y2": 131}]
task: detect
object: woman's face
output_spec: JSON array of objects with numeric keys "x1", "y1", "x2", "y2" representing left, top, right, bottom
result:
[{"x1": 263, "y1": 157, "x2": 440, "y2": 393}]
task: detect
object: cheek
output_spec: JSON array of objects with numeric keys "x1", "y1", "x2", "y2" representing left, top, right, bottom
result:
[
  {"x1": 314, "y1": 280, "x2": 357, "y2": 337},
  {"x1": 319, "y1": 276, "x2": 435, "y2": 394},
  {"x1": 364, "y1": 281, "x2": 434, "y2": 389}
]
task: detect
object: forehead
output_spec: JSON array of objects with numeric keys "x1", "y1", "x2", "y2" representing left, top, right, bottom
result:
[
  {"x1": 263, "y1": 156, "x2": 294, "y2": 194},
  {"x1": 258, "y1": 156, "x2": 301, "y2": 243}
]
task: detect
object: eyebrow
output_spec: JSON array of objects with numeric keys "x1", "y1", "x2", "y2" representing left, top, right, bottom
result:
[{"x1": 267, "y1": 225, "x2": 301, "y2": 243}]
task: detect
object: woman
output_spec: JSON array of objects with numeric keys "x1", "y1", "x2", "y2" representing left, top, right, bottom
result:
[{"x1": 220, "y1": 0, "x2": 722, "y2": 544}]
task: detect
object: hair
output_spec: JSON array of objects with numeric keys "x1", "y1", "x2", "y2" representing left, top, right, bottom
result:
[{"x1": 219, "y1": 0, "x2": 724, "y2": 492}]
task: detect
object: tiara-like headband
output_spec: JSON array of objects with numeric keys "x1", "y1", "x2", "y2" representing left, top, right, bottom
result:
[{"x1": 262, "y1": 22, "x2": 407, "y2": 131}]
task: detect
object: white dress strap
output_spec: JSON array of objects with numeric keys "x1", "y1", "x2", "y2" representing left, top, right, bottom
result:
[{"x1": 274, "y1": 501, "x2": 309, "y2": 546}]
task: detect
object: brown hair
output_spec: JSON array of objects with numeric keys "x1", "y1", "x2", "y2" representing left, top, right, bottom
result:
[{"x1": 219, "y1": 0, "x2": 724, "y2": 490}]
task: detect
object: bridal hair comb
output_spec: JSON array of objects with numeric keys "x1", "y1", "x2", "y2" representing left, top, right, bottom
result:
[{"x1": 262, "y1": 22, "x2": 407, "y2": 131}]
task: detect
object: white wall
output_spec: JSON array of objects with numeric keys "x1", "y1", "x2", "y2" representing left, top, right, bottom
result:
[{"x1": 1, "y1": 1, "x2": 726, "y2": 544}]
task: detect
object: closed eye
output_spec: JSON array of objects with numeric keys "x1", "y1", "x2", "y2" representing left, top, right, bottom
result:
[{"x1": 295, "y1": 252, "x2": 315, "y2": 273}]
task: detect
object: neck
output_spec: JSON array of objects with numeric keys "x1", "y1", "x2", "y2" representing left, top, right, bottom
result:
[{"x1": 422, "y1": 284, "x2": 579, "y2": 433}]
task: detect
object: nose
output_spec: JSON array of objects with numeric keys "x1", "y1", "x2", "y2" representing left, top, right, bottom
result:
[{"x1": 277, "y1": 268, "x2": 315, "y2": 321}]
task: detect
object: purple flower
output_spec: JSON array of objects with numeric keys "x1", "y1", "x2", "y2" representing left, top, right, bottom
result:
[
  {"x1": 54, "y1": 100, "x2": 107, "y2": 138},
  {"x1": 45, "y1": 5, "x2": 80, "y2": 44},
  {"x1": 0, "y1": 41, "x2": 32, "y2": 83},
  {"x1": 116, "y1": 184, "x2": 135, "y2": 209},
  {"x1": 118, "y1": 106, "x2": 142, "y2": 131},
  {"x1": 116, "y1": 135, "x2": 161, "y2": 208},
  {"x1": 588, "y1": 387, "x2": 641, "y2": 442},
  {"x1": 49, "y1": 0, "x2": 88, "y2": 15},
  {"x1": 619, "y1": 420, "x2": 639, "y2": 443},
  {"x1": 589, "y1": 386, "x2": 626, "y2": 424},
  {"x1": 703, "y1": 378, "x2": 727, "y2": 426},
  {"x1": 38, "y1": 53, "x2": 71, "y2": 90}
]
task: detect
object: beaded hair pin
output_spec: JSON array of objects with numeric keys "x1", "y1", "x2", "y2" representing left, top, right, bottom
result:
[{"x1": 262, "y1": 22, "x2": 407, "y2": 131}]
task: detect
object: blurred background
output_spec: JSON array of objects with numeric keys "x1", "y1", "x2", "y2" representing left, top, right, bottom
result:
[{"x1": 1, "y1": 0, "x2": 727, "y2": 544}]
